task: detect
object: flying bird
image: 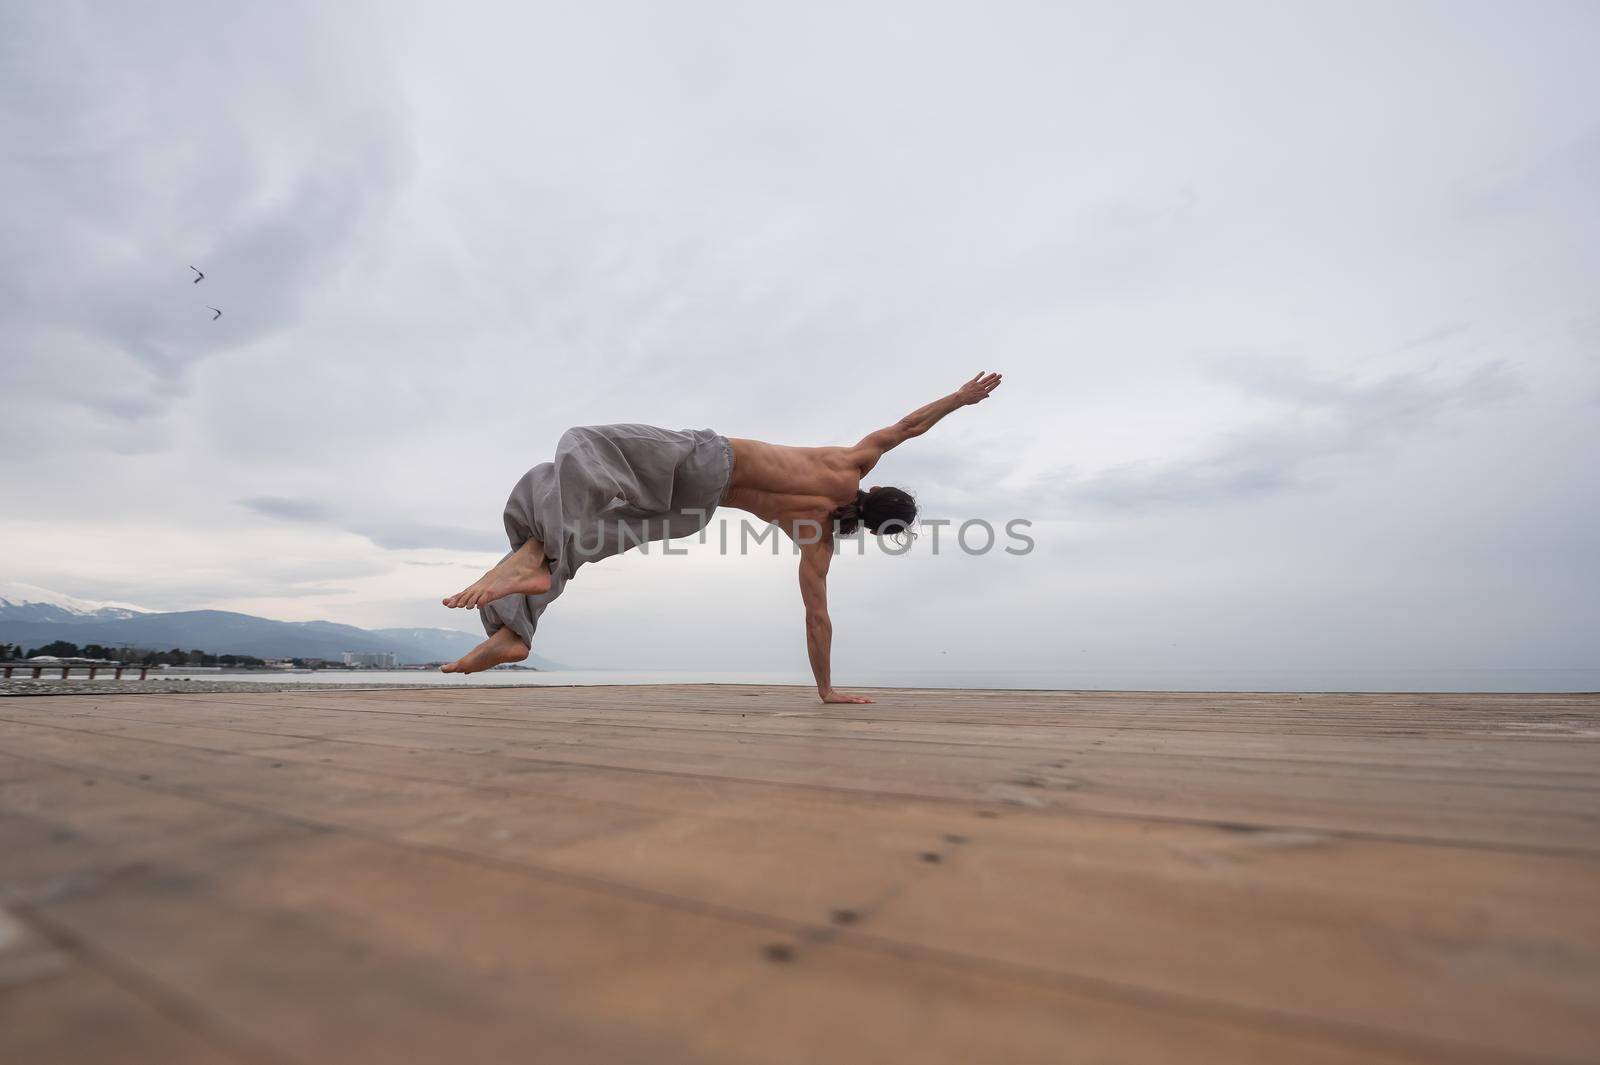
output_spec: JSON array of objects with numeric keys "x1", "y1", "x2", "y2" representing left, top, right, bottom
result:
[
  {"x1": 189, "y1": 265, "x2": 204, "y2": 283},
  {"x1": 206, "y1": 306, "x2": 222, "y2": 321}
]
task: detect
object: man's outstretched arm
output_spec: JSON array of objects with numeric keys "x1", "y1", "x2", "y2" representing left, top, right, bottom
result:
[
  {"x1": 798, "y1": 538, "x2": 873, "y2": 704},
  {"x1": 852, "y1": 371, "x2": 1003, "y2": 473}
]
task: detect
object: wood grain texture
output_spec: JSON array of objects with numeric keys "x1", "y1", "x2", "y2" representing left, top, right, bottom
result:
[{"x1": 1, "y1": 685, "x2": 1596, "y2": 1064}]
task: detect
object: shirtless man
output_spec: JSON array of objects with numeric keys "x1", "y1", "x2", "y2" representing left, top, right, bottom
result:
[{"x1": 441, "y1": 371, "x2": 1003, "y2": 702}]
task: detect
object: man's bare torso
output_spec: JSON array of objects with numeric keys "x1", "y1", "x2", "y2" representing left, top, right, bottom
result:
[{"x1": 723, "y1": 438, "x2": 865, "y2": 531}]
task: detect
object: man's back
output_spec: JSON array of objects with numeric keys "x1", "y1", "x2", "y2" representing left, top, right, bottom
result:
[{"x1": 723, "y1": 438, "x2": 862, "y2": 529}]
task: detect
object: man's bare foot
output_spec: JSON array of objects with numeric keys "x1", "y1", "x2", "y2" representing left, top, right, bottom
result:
[
  {"x1": 443, "y1": 539, "x2": 552, "y2": 609},
  {"x1": 440, "y1": 626, "x2": 530, "y2": 674}
]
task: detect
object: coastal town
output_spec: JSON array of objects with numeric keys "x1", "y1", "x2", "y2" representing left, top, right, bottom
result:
[{"x1": 0, "y1": 639, "x2": 415, "y2": 680}]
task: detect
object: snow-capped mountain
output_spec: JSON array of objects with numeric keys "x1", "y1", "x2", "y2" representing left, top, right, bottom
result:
[{"x1": 0, "y1": 581, "x2": 150, "y2": 623}]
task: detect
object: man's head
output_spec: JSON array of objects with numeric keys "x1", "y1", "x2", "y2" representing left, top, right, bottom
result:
[{"x1": 834, "y1": 486, "x2": 918, "y2": 537}]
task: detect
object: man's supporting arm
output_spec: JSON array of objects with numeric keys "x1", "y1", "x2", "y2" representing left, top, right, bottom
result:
[{"x1": 798, "y1": 538, "x2": 873, "y2": 704}]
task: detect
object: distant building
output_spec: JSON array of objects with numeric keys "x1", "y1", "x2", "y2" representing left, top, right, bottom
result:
[{"x1": 342, "y1": 651, "x2": 397, "y2": 669}]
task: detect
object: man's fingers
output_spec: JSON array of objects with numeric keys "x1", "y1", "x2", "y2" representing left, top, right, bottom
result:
[{"x1": 958, "y1": 370, "x2": 1002, "y2": 404}]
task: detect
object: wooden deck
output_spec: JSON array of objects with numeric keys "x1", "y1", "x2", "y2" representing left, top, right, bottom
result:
[{"x1": 1, "y1": 685, "x2": 1597, "y2": 1064}]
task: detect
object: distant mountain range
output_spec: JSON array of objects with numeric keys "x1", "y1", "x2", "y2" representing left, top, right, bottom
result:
[{"x1": 0, "y1": 582, "x2": 562, "y2": 668}]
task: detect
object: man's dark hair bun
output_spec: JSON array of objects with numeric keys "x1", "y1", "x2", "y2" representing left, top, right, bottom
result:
[{"x1": 832, "y1": 486, "x2": 917, "y2": 538}]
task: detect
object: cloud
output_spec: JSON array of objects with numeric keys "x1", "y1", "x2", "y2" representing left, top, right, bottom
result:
[
  {"x1": 2, "y1": 1, "x2": 1597, "y2": 671},
  {"x1": 1066, "y1": 359, "x2": 1523, "y2": 511},
  {"x1": 237, "y1": 496, "x2": 502, "y2": 553},
  {"x1": 1397, "y1": 323, "x2": 1470, "y2": 352},
  {"x1": 0, "y1": 4, "x2": 412, "y2": 442},
  {"x1": 238, "y1": 496, "x2": 338, "y2": 522},
  {"x1": 350, "y1": 523, "x2": 506, "y2": 554}
]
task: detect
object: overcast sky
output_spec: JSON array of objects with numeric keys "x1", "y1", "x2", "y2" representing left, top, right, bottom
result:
[{"x1": 2, "y1": 1, "x2": 1596, "y2": 674}]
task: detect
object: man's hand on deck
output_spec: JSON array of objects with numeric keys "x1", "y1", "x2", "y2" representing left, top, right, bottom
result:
[{"x1": 820, "y1": 689, "x2": 875, "y2": 704}]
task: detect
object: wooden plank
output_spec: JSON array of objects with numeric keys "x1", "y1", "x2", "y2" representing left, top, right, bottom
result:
[
  {"x1": 0, "y1": 761, "x2": 1447, "y2": 1064},
  {"x1": 5, "y1": 701, "x2": 1596, "y2": 852},
  {"x1": 0, "y1": 900, "x2": 265, "y2": 1065},
  {"x1": 28, "y1": 683, "x2": 1600, "y2": 721},
  {"x1": 32, "y1": 695, "x2": 1600, "y2": 785},
  {"x1": 170, "y1": 686, "x2": 1600, "y2": 742},
  {"x1": 2, "y1": 718, "x2": 1597, "y2": 1058},
  {"x1": 0, "y1": 963, "x2": 262, "y2": 1065},
  {"x1": 3, "y1": 686, "x2": 1596, "y2": 1064}
]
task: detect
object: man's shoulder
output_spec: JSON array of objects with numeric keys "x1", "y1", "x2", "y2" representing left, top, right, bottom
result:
[{"x1": 814, "y1": 443, "x2": 864, "y2": 464}]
